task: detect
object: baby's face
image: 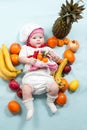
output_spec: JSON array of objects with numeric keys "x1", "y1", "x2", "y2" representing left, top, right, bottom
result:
[{"x1": 29, "y1": 33, "x2": 45, "y2": 47}]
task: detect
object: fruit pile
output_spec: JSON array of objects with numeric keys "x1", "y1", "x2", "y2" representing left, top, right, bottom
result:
[
  {"x1": 0, "y1": 44, "x2": 22, "y2": 80},
  {"x1": 47, "y1": 36, "x2": 79, "y2": 106},
  {"x1": 8, "y1": 79, "x2": 22, "y2": 99},
  {"x1": 10, "y1": 43, "x2": 21, "y2": 65},
  {"x1": 7, "y1": 77, "x2": 22, "y2": 114},
  {"x1": 50, "y1": 0, "x2": 83, "y2": 106},
  {"x1": 0, "y1": 43, "x2": 22, "y2": 114}
]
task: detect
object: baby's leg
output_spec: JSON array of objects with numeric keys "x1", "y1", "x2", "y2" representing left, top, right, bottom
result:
[
  {"x1": 22, "y1": 84, "x2": 34, "y2": 120},
  {"x1": 47, "y1": 81, "x2": 59, "y2": 113}
]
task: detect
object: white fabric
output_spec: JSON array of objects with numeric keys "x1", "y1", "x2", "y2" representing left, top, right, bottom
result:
[
  {"x1": 47, "y1": 94, "x2": 58, "y2": 113},
  {"x1": 23, "y1": 98, "x2": 34, "y2": 120},
  {"x1": 47, "y1": 102, "x2": 57, "y2": 113},
  {"x1": 19, "y1": 45, "x2": 57, "y2": 73},
  {"x1": 20, "y1": 24, "x2": 42, "y2": 42},
  {"x1": 22, "y1": 69, "x2": 55, "y2": 95}
]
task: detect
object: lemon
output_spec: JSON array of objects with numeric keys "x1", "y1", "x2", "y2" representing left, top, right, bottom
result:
[{"x1": 69, "y1": 80, "x2": 79, "y2": 91}]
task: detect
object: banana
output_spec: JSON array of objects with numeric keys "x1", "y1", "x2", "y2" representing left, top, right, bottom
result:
[
  {"x1": 2, "y1": 44, "x2": 17, "y2": 72},
  {"x1": 0, "y1": 48, "x2": 18, "y2": 78},
  {"x1": 0, "y1": 70, "x2": 9, "y2": 80},
  {"x1": 54, "y1": 58, "x2": 68, "y2": 79},
  {"x1": 16, "y1": 69, "x2": 23, "y2": 75},
  {"x1": 53, "y1": 58, "x2": 68, "y2": 88},
  {"x1": 0, "y1": 70, "x2": 13, "y2": 80}
]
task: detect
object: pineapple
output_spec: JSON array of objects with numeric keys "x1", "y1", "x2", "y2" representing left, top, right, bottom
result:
[{"x1": 52, "y1": 0, "x2": 85, "y2": 39}]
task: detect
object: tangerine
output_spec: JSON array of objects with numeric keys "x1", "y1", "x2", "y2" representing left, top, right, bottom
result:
[
  {"x1": 57, "y1": 39, "x2": 64, "y2": 47},
  {"x1": 60, "y1": 78, "x2": 69, "y2": 92},
  {"x1": 42, "y1": 57, "x2": 48, "y2": 62},
  {"x1": 63, "y1": 37, "x2": 70, "y2": 45},
  {"x1": 55, "y1": 92, "x2": 67, "y2": 106},
  {"x1": 8, "y1": 100, "x2": 21, "y2": 114},
  {"x1": 63, "y1": 49, "x2": 75, "y2": 64},
  {"x1": 37, "y1": 54, "x2": 43, "y2": 60},
  {"x1": 10, "y1": 43, "x2": 21, "y2": 54},
  {"x1": 47, "y1": 36, "x2": 58, "y2": 48},
  {"x1": 10, "y1": 54, "x2": 19, "y2": 65}
]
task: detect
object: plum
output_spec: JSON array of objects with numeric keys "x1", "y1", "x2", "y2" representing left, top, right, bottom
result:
[{"x1": 63, "y1": 65, "x2": 71, "y2": 74}]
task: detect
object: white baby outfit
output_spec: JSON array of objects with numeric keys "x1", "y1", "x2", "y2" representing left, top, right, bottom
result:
[
  {"x1": 19, "y1": 24, "x2": 58, "y2": 120},
  {"x1": 19, "y1": 45, "x2": 58, "y2": 94}
]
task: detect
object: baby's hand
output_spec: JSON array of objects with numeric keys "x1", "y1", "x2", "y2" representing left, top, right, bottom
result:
[
  {"x1": 28, "y1": 57, "x2": 37, "y2": 65},
  {"x1": 36, "y1": 60, "x2": 48, "y2": 68},
  {"x1": 48, "y1": 51, "x2": 59, "y2": 62}
]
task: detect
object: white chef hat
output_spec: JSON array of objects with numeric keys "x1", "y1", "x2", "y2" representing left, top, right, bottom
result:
[{"x1": 19, "y1": 23, "x2": 44, "y2": 42}]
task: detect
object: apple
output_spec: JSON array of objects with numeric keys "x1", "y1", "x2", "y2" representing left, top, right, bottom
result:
[
  {"x1": 8, "y1": 79, "x2": 20, "y2": 91},
  {"x1": 67, "y1": 40, "x2": 79, "y2": 52},
  {"x1": 16, "y1": 88, "x2": 22, "y2": 99},
  {"x1": 63, "y1": 65, "x2": 71, "y2": 74}
]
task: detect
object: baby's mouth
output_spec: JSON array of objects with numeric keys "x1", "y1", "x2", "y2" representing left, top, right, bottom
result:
[{"x1": 37, "y1": 42, "x2": 41, "y2": 45}]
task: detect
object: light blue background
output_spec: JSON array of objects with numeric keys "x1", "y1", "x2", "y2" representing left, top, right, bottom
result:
[{"x1": 0, "y1": 0, "x2": 87, "y2": 130}]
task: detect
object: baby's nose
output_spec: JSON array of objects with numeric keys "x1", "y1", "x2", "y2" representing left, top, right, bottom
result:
[{"x1": 37, "y1": 38, "x2": 40, "y2": 41}]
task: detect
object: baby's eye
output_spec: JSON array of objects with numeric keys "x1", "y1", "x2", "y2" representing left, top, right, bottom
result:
[
  {"x1": 33, "y1": 37, "x2": 36, "y2": 39},
  {"x1": 39, "y1": 37, "x2": 42, "y2": 39}
]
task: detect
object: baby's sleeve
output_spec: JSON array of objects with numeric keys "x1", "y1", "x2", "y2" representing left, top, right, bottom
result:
[
  {"x1": 47, "y1": 47, "x2": 57, "y2": 55},
  {"x1": 19, "y1": 45, "x2": 27, "y2": 58}
]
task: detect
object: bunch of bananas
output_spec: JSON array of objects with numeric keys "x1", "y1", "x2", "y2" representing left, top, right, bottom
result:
[{"x1": 0, "y1": 44, "x2": 22, "y2": 80}]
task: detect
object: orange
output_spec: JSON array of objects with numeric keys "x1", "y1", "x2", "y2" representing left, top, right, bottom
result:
[
  {"x1": 10, "y1": 54, "x2": 19, "y2": 65},
  {"x1": 10, "y1": 43, "x2": 21, "y2": 54},
  {"x1": 57, "y1": 39, "x2": 64, "y2": 47},
  {"x1": 63, "y1": 37, "x2": 70, "y2": 45},
  {"x1": 8, "y1": 100, "x2": 21, "y2": 114},
  {"x1": 37, "y1": 54, "x2": 43, "y2": 60},
  {"x1": 63, "y1": 49, "x2": 75, "y2": 64},
  {"x1": 42, "y1": 57, "x2": 48, "y2": 62},
  {"x1": 47, "y1": 36, "x2": 58, "y2": 48},
  {"x1": 60, "y1": 78, "x2": 69, "y2": 92},
  {"x1": 55, "y1": 92, "x2": 67, "y2": 106}
]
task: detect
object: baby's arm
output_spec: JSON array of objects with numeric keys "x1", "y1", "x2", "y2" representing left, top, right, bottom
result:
[
  {"x1": 19, "y1": 57, "x2": 37, "y2": 65},
  {"x1": 19, "y1": 45, "x2": 37, "y2": 65},
  {"x1": 48, "y1": 50, "x2": 62, "y2": 64}
]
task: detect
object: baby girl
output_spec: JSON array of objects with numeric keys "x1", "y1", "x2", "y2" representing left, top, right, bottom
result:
[{"x1": 19, "y1": 23, "x2": 61, "y2": 120}]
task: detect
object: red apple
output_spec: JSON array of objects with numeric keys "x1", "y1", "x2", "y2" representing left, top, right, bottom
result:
[
  {"x1": 16, "y1": 88, "x2": 22, "y2": 99},
  {"x1": 8, "y1": 79, "x2": 20, "y2": 91},
  {"x1": 63, "y1": 65, "x2": 71, "y2": 74}
]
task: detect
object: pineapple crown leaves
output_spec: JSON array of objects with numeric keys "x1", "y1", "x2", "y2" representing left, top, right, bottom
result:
[{"x1": 59, "y1": 0, "x2": 85, "y2": 24}]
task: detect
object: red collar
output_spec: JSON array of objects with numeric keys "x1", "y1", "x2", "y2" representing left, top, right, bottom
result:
[{"x1": 26, "y1": 43, "x2": 47, "y2": 48}]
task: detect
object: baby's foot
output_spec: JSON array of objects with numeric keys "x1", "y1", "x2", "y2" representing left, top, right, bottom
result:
[
  {"x1": 47, "y1": 102, "x2": 57, "y2": 113},
  {"x1": 26, "y1": 109, "x2": 34, "y2": 120}
]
